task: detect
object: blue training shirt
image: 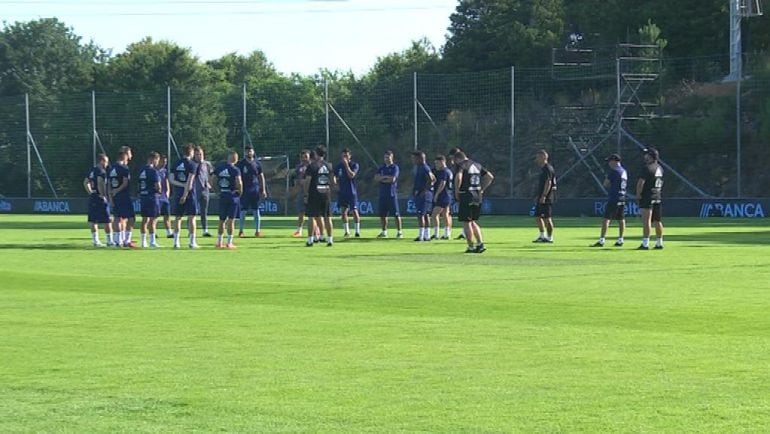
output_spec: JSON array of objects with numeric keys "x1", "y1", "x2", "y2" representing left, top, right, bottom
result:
[
  {"x1": 377, "y1": 164, "x2": 399, "y2": 198},
  {"x1": 607, "y1": 165, "x2": 628, "y2": 203},
  {"x1": 138, "y1": 164, "x2": 160, "y2": 196},
  {"x1": 215, "y1": 163, "x2": 242, "y2": 198},
  {"x1": 413, "y1": 163, "x2": 433, "y2": 195},
  {"x1": 335, "y1": 160, "x2": 359, "y2": 196},
  {"x1": 171, "y1": 157, "x2": 198, "y2": 196}
]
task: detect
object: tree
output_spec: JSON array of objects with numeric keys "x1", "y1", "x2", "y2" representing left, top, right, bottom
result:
[
  {"x1": 0, "y1": 18, "x2": 104, "y2": 97},
  {"x1": 442, "y1": 0, "x2": 566, "y2": 70}
]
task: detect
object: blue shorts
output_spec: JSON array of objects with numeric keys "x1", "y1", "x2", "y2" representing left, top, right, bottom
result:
[
  {"x1": 219, "y1": 196, "x2": 241, "y2": 220},
  {"x1": 173, "y1": 193, "x2": 199, "y2": 217},
  {"x1": 337, "y1": 192, "x2": 358, "y2": 210},
  {"x1": 434, "y1": 194, "x2": 451, "y2": 209},
  {"x1": 159, "y1": 200, "x2": 170, "y2": 217},
  {"x1": 112, "y1": 194, "x2": 135, "y2": 219},
  {"x1": 241, "y1": 190, "x2": 260, "y2": 211},
  {"x1": 140, "y1": 195, "x2": 160, "y2": 218},
  {"x1": 378, "y1": 195, "x2": 400, "y2": 217},
  {"x1": 88, "y1": 196, "x2": 111, "y2": 224},
  {"x1": 414, "y1": 192, "x2": 433, "y2": 215}
]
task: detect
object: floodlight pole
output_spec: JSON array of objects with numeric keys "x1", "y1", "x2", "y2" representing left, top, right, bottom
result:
[
  {"x1": 25, "y1": 93, "x2": 31, "y2": 198},
  {"x1": 736, "y1": 64, "x2": 742, "y2": 197},
  {"x1": 167, "y1": 86, "x2": 171, "y2": 162},
  {"x1": 413, "y1": 71, "x2": 418, "y2": 150},
  {"x1": 615, "y1": 57, "x2": 622, "y2": 155},
  {"x1": 509, "y1": 66, "x2": 515, "y2": 198},
  {"x1": 92, "y1": 90, "x2": 97, "y2": 166},
  {"x1": 242, "y1": 83, "x2": 247, "y2": 155},
  {"x1": 324, "y1": 79, "x2": 330, "y2": 150}
]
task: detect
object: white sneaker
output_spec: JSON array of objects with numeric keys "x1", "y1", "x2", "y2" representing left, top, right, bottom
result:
[
  {"x1": 189, "y1": 243, "x2": 199, "y2": 249},
  {"x1": 141, "y1": 242, "x2": 148, "y2": 248},
  {"x1": 173, "y1": 243, "x2": 181, "y2": 250},
  {"x1": 150, "y1": 243, "x2": 160, "y2": 249},
  {"x1": 93, "y1": 242, "x2": 104, "y2": 248}
]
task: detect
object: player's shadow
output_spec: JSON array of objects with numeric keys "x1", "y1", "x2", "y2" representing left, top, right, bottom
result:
[
  {"x1": 664, "y1": 230, "x2": 770, "y2": 245},
  {"x1": 0, "y1": 221, "x2": 86, "y2": 230},
  {"x1": 0, "y1": 243, "x2": 94, "y2": 250}
]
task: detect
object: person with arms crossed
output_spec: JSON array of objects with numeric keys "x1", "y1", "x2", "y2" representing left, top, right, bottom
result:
[
  {"x1": 84, "y1": 153, "x2": 112, "y2": 247},
  {"x1": 138, "y1": 152, "x2": 162, "y2": 248},
  {"x1": 108, "y1": 150, "x2": 134, "y2": 248},
  {"x1": 430, "y1": 155, "x2": 453, "y2": 240},
  {"x1": 335, "y1": 148, "x2": 362, "y2": 238},
  {"x1": 593, "y1": 154, "x2": 628, "y2": 247},
  {"x1": 194, "y1": 146, "x2": 214, "y2": 238},
  {"x1": 411, "y1": 151, "x2": 436, "y2": 242},
  {"x1": 214, "y1": 151, "x2": 243, "y2": 249},
  {"x1": 157, "y1": 155, "x2": 174, "y2": 239},
  {"x1": 170, "y1": 144, "x2": 199, "y2": 249},
  {"x1": 532, "y1": 149, "x2": 556, "y2": 243},
  {"x1": 291, "y1": 149, "x2": 311, "y2": 237},
  {"x1": 636, "y1": 147, "x2": 665, "y2": 250},
  {"x1": 305, "y1": 145, "x2": 336, "y2": 247},
  {"x1": 374, "y1": 150, "x2": 403, "y2": 238},
  {"x1": 453, "y1": 151, "x2": 494, "y2": 253},
  {"x1": 237, "y1": 145, "x2": 267, "y2": 238}
]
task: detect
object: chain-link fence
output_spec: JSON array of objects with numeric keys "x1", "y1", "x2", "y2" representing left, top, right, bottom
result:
[{"x1": 1, "y1": 53, "x2": 769, "y2": 201}]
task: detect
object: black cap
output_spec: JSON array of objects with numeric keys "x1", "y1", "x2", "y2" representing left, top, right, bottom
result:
[
  {"x1": 643, "y1": 147, "x2": 659, "y2": 160},
  {"x1": 245, "y1": 145, "x2": 254, "y2": 150},
  {"x1": 605, "y1": 154, "x2": 621, "y2": 162}
]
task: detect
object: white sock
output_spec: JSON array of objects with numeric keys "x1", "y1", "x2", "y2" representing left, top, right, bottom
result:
[
  {"x1": 433, "y1": 226, "x2": 439, "y2": 237},
  {"x1": 381, "y1": 229, "x2": 387, "y2": 236},
  {"x1": 150, "y1": 233, "x2": 156, "y2": 244},
  {"x1": 141, "y1": 233, "x2": 147, "y2": 246},
  {"x1": 343, "y1": 222, "x2": 350, "y2": 234},
  {"x1": 190, "y1": 234, "x2": 196, "y2": 245},
  {"x1": 618, "y1": 237, "x2": 624, "y2": 243},
  {"x1": 539, "y1": 231, "x2": 545, "y2": 239},
  {"x1": 218, "y1": 234, "x2": 224, "y2": 244},
  {"x1": 599, "y1": 237, "x2": 605, "y2": 244},
  {"x1": 327, "y1": 236, "x2": 333, "y2": 244},
  {"x1": 166, "y1": 228, "x2": 173, "y2": 236},
  {"x1": 227, "y1": 235, "x2": 233, "y2": 244},
  {"x1": 656, "y1": 237, "x2": 663, "y2": 246},
  {"x1": 296, "y1": 226, "x2": 302, "y2": 233},
  {"x1": 397, "y1": 230, "x2": 402, "y2": 236},
  {"x1": 125, "y1": 231, "x2": 132, "y2": 243},
  {"x1": 91, "y1": 232, "x2": 99, "y2": 243},
  {"x1": 355, "y1": 222, "x2": 360, "y2": 234},
  {"x1": 642, "y1": 237, "x2": 650, "y2": 247},
  {"x1": 547, "y1": 234, "x2": 553, "y2": 242},
  {"x1": 174, "y1": 233, "x2": 180, "y2": 245},
  {"x1": 445, "y1": 227, "x2": 451, "y2": 237},
  {"x1": 119, "y1": 231, "x2": 126, "y2": 244}
]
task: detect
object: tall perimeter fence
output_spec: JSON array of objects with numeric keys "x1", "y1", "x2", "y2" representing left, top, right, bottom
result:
[{"x1": 1, "y1": 52, "x2": 770, "y2": 203}]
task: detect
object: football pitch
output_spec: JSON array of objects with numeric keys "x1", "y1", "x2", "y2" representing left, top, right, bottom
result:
[{"x1": 1, "y1": 215, "x2": 769, "y2": 432}]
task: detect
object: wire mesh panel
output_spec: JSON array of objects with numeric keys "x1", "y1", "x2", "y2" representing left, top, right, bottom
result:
[{"x1": 0, "y1": 95, "x2": 27, "y2": 197}]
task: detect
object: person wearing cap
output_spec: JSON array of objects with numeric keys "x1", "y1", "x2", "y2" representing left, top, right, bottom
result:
[
  {"x1": 636, "y1": 147, "x2": 664, "y2": 250},
  {"x1": 593, "y1": 154, "x2": 628, "y2": 247},
  {"x1": 532, "y1": 149, "x2": 556, "y2": 243}
]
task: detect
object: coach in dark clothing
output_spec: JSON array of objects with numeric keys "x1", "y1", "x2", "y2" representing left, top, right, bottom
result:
[{"x1": 194, "y1": 146, "x2": 214, "y2": 237}]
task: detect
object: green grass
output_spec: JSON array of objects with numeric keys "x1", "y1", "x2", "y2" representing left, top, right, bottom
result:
[{"x1": 1, "y1": 215, "x2": 769, "y2": 432}]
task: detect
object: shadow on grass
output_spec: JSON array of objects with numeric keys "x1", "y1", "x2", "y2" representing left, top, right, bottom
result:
[{"x1": 664, "y1": 230, "x2": 770, "y2": 245}]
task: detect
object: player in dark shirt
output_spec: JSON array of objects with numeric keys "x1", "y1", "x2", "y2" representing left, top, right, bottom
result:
[
  {"x1": 430, "y1": 155, "x2": 454, "y2": 240},
  {"x1": 411, "y1": 151, "x2": 436, "y2": 242},
  {"x1": 453, "y1": 150, "x2": 494, "y2": 253},
  {"x1": 532, "y1": 149, "x2": 556, "y2": 243},
  {"x1": 170, "y1": 144, "x2": 199, "y2": 249},
  {"x1": 213, "y1": 151, "x2": 243, "y2": 249},
  {"x1": 236, "y1": 145, "x2": 267, "y2": 238},
  {"x1": 157, "y1": 155, "x2": 173, "y2": 238},
  {"x1": 138, "y1": 152, "x2": 162, "y2": 248},
  {"x1": 292, "y1": 150, "x2": 312, "y2": 237},
  {"x1": 305, "y1": 145, "x2": 336, "y2": 246},
  {"x1": 335, "y1": 148, "x2": 362, "y2": 238},
  {"x1": 118, "y1": 145, "x2": 136, "y2": 247},
  {"x1": 83, "y1": 153, "x2": 112, "y2": 247},
  {"x1": 108, "y1": 150, "x2": 133, "y2": 247},
  {"x1": 374, "y1": 150, "x2": 403, "y2": 238},
  {"x1": 636, "y1": 147, "x2": 665, "y2": 250},
  {"x1": 448, "y1": 147, "x2": 467, "y2": 240},
  {"x1": 593, "y1": 154, "x2": 628, "y2": 247},
  {"x1": 194, "y1": 146, "x2": 214, "y2": 238}
]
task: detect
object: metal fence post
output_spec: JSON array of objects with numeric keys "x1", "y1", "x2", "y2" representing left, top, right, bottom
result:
[
  {"x1": 510, "y1": 66, "x2": 515, "y2": 198},
  {"x1": 413, "y1": 71, "x2": 418, "y2": 150},
  {"x1": 26, "y1": 93, "x2": 31, "y2": 198}
]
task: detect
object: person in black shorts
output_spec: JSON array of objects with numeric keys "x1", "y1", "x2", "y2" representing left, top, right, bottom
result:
[
  {"x1": 636, "y1": 147, "x2": 664, "y2": 250},
  {"x1": 304, "y1": 145, "x2": 336, "y2": 247},
  {"x1": 453, "y1": 150, "x2": 494, "y2": 253},
  {"x1": 593, "y1": 154, "x2": 628, "y2": 247},
  {"x1": 532, "y1": 149, "x2": 556, "y2": 243}
]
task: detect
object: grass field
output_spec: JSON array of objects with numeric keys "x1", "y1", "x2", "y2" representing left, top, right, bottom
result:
[{"x1": 1, "y1": 214, "x2": 769, "y2": 432}]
